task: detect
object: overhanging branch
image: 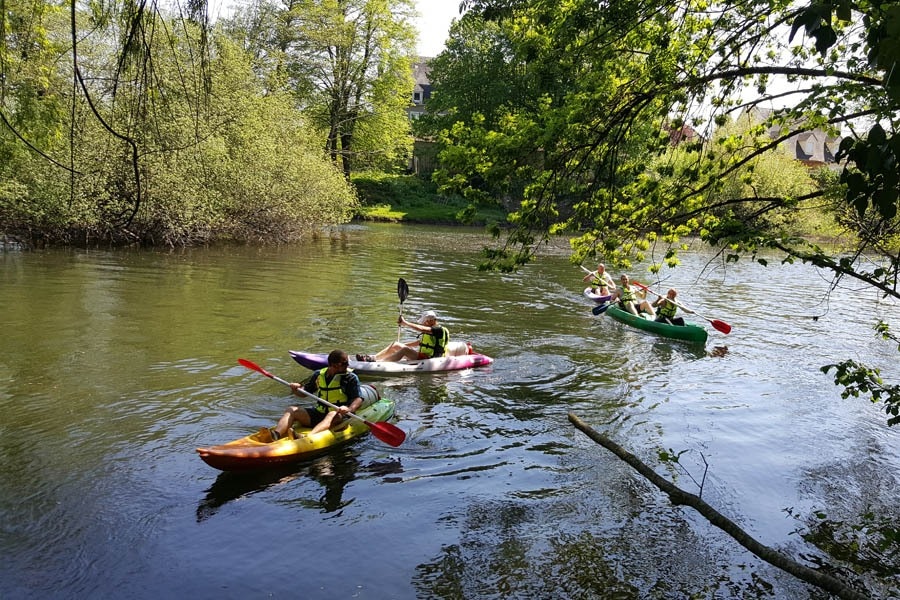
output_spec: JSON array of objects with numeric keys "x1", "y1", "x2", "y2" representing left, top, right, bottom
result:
[{"x1": 568, "y1": 412, "x2": 871, "y2": 600}]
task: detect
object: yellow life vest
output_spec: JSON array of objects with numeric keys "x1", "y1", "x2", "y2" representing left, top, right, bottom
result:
[
  {"x1": 420, "y1": 326, "x2": 449, "y2": 357},
  {"x1": 658, "y1": 299, "x2": 677, "y2": 318},
  {"x1": 313, "y1": 368, "x2": 353, "y2": 413}
]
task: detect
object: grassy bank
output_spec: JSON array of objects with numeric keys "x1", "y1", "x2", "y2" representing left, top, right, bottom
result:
[{"x1": 352, "y1": 172, "x2": 508, "y2": 226}]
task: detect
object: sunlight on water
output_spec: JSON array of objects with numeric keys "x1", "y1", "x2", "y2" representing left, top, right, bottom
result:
[{"x1": 2, "y1": 225, "x2": 899, "y2": 599}]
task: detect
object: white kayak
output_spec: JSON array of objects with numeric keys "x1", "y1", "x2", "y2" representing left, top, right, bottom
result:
[
  {"x1": 583, "y1": 287, "x2": 612, "y2": 304},
  {"x1": 290, "y1": 341, "x2": 493, "y2": 375}
]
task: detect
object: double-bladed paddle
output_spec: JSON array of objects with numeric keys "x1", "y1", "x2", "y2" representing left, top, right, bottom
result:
[
  {"x1": 397, "y1": 278, "x2": 409, "y2": 341},
  {"x1": 237, "y1": 358, "x2": 406, "y2": 447},
  {"x1": 592, "y1": 303, "x2": 611, "y2": 316},
  {"x1": 631, "y1": 282, "x2": 732, "y2": 334}
]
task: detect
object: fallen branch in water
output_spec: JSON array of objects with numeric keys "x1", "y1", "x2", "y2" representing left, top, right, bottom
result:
[{"x1": 567, "y1": 412, "x2": 870, "y2": 600}]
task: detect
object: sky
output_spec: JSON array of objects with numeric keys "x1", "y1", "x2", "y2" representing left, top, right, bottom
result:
[
  {"x1": 413, "y1": 1, "x2": 462, "y2": 57},
  {"x1": 207, "y1": 1, "x2": 460, "y2": 58}
]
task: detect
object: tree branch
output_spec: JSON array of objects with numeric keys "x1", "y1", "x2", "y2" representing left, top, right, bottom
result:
[
  {"x1": 568, "y1": 412, "x2": 871, "y2": 600},
  {"x1": 0, "y1": 109, "x2": 82, "y2": 174}
]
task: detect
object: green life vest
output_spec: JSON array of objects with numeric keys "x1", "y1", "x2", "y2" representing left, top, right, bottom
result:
[
  {"x1": 420, "y1": 326, "x2": 449, "y2": 358},
  {"x1": 620, "y1": 285, "x2": 636, "y2": 303}
]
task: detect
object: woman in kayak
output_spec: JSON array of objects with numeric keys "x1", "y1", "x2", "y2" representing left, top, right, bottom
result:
[
  {"x1": 357, "y1": 310, "x2": 450, "y2": 362},
  {"x1": 610, "y1": 274, "x2": 655, "y2": 317},
  {"x1": 270, "y1": 349, "x2": 363, "y2": 440}
]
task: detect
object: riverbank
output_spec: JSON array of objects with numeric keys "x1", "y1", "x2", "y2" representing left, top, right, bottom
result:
[{"x1": 352, "y1": 172, "x2": 509, "y2": 225}]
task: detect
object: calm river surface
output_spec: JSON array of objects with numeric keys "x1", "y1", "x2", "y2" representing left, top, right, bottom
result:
[{"x1": 2, "y1": 223, "x2": 899, "y2": 599}]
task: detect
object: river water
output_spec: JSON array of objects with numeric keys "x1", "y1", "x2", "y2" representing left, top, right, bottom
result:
[{"x1": 1, "y1": 223, "x2": 898, "y2": 599}]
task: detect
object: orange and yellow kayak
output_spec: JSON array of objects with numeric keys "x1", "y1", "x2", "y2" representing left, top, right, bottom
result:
[{"x1": 197, "y1": 386, "x2": 394, "y2": 471}]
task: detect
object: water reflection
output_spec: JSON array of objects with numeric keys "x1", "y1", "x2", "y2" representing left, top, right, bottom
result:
[
  {"x1": 364, "y1": 457, "x2": 405, "y2": 483},
  {"x1": 6, "y1": 227, "x2": 900, "y2": 599},
  {"x1": 411, "y1": 501, "x2": 641, "y2": 600},
  {"x1": 296, "y1": 453, "x2": 359, "y2": 513},
  {"x1": 646, "y1": 339, "x2": 708, "y2": 362},
  {"x1": 196, "y1": 466, "x2": 304, "y2": 522},
  {"x1": 196, "y1": 452, "x2": 407, "y2": 521}
]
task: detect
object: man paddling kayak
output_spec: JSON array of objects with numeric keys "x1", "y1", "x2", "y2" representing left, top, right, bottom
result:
[
  {"x1": 357, "y1": 310, "x2": 450, "y2": 362},
  {"x1": 269, "y1": 349, "x2": 363, "y2": 440},
  {"x1": 609, "y1": 274, "x2": 655, "y2": 317},
  {"x1": 582, "y1": 262, "x2": 617, "y2": 296},
  {"x1": 652, "y1": 288, "x2": 690, "y2": 326}
]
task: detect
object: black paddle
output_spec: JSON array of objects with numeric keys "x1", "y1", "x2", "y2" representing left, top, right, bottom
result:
[
  {"x1": 397, "y1": 278, "x2": 409, "y2": 341},
  {"x1": 592, "y1": 303, "x2": 612, "y2": 316}
]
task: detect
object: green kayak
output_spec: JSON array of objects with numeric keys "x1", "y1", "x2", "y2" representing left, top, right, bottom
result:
[{"x1": 604, "y1": 304, "x2": 708, "y2": 344}]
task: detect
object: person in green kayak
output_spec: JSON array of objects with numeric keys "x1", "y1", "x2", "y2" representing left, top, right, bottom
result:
[
  {"x1": 609, "y1": 274, "x2": 656, "y2": 317},
  {"x1": 357, "y1": 310, "x2": 450, "y2": 362},
  {"x1": 269, "y1": 349, "x2": 363, "y2": 440},
  {"x1": 652, "y1": 288, "x2": 689, "y2": 326}
]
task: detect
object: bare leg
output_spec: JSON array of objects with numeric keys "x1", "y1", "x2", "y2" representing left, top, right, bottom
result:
[
  {"x1": 639, "y1": 300, "x2": 656, "y2": 317},
  {"x1": 274, "y1": 405, "x2": 312, "y2": 438},
  {"x1": 310, "y1": 411, "x2": 341, "y2": 434},
  {"x1": 375, "y1": 343, "x2": 419, "y2": 362},
  {"x1": 374, "y1": 342, "x2": 405, "y2": 361}
]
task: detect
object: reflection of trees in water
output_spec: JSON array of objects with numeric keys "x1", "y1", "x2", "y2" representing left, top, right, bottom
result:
[
  {"x1": 410, "y1": 498, "x2": 805, "y2": 599},
  {"x1": 794, "y1": 452, "x2": 900, "y2": 598},
  {"x1": 411, "y1": 500, "x2": 636, "y2": 599},
  {"x1": 416, "y1": 380, "x2": 451, "y2": 406},
  {"x1": 196, "y1": 451, "x2": 405, "y2": 521}
]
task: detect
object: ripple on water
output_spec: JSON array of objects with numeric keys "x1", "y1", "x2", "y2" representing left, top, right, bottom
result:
[{"x1": 3, "y1": 235, "x2": 900, "y2": 599}]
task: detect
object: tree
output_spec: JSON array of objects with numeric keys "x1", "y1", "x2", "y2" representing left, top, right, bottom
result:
[
  {"x1": 442, "y1": 0, "x2": 900, "y2": 593},
  {"x1": 231, "y1": 0, "x2": 417, "y2": 179},
  {"x1": 0, "y1": 1, "x2": 358, "y2": 246},
  {"x1": 425, "y1": 0, "x2": 676, "y2": 248},
  {"x1": 422, "y1": 12, "x2": 525, "y2": 130},
  {"x1": 449, "y1": 0, "x2": 900, "y2": 416}
]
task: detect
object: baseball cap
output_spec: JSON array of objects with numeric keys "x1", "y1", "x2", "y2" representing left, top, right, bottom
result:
[{"x1": 419, "y1": 310, "x2": 437, "y2": 324}]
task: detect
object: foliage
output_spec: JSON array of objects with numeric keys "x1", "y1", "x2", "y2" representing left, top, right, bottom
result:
[
  {"x1": 227, "y1": 0, "x2": 417, "y2": 180},
  {"x1": 436, "y1": 2, "x2": 900, "y2": 585},
  {"x1": 421, "y1": 12, "x2": 525, "y2": 130},
  {"x1": 0, "y1": 2, "x2": 360, "y2": 246},
  {"x1": 440, "y1": 0, "x2": 900, "y2": 424},
  {"x1": 353, "y1": 171, "x2": 507, "y2": 224},
  {"x1": 821, "y1": 359, "x2": 900, "y2": 425}
]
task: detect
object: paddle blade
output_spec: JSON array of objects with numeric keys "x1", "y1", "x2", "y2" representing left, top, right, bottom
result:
[
  {"x1": 592, "y1": 303, "x2": 610, "y2": 315},
  {"x1": 238, "y1": 358, "x2": 270, "y2": 378},
  {"x1": 369, "y1": 421, "x2": 406, "y2": 447},
  {"x1": 711, "y1": 319, "x2": 732, "y2": 334},
  {"x1": 397, "y1": 278, "x2": 409, "y2": 303},
  {"x1": 632, "y1": 281, "x2": 661, "y2": 297}
]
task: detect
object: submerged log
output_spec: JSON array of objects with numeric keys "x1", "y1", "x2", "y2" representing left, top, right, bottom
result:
[{"x1": 568, "y1": 412, "x2": 870, "y2": 600}]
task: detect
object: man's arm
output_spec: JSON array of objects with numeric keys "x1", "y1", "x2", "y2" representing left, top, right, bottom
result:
[{"x1": 342, "y1": 375, "x2": 364, "y2": 412}]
